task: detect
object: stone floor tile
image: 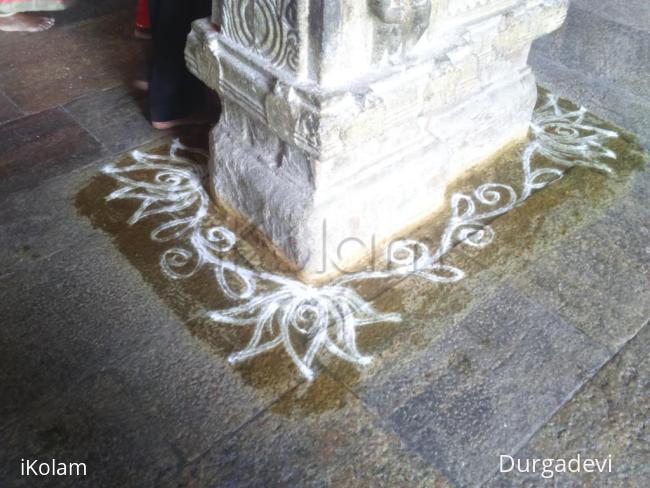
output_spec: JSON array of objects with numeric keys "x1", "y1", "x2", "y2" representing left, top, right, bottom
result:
[
  {"x1": 571, "y1": 0, "x2": 650, "y2": 34},
  {"x1": 631, "y1": 166, "x2": 650, "y2": 198},
  {"x1": 514, "y1": 228, "x2": 650, "y2": 352},
  {"x1": 321, "y1": 249, "x2": 503, "y2": 411},
  {"x1": 385, "y1": 287, "x2": 610, "y2": 487},
  {"x1": 173, "y1": 373, "x2": 450, "y2": 488},
  {"x1": 72, "y1": 320, "x2": 300, "y2": 463},
  {"x1": 54, "y1": 0, "x2": 135, "y2": 28},
  {"x1": 487, "y1": 322, "x2": 650, "y2": 487},
  {"x1": 532, "y1": 4, "x2": 650, "y2": 100},
  {"x1": 0, "y1": 108, "x2": 106, "y2": 198},
  {"x1": 0, "y1": 233, "x2": 182, "y2": 422},
  {"x1": 0, "y1": 10, "x2": 148, "y2": 113},
  {"x1": 64, "y1": 85, "x2": 160, "y2": 154},
  {"x1": 0, "y1": 372, "x2": 180, "y2": 488},
  {"x1": 588, "y1": 193, "x2": 650, "y2": 272},
  {"x1": 530, "y1": 54, "x2": 650, "y2": 149},
  {"x1": 0, "y1": 89, "x2": 22, "y2": 126},
  {"x1": 460, "y1": 138, "x2": 646, "y2": 282},
  {"x1": 0, "y1": 163, "x2": 106, "y2": 274},
  {"x1": 0, "y1": 232, "x2": 302, "y2": 461}
]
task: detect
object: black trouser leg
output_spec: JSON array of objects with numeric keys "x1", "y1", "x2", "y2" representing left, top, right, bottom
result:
[{"x1": 148, "y1": 0, "x2": 211, "y2": 122}]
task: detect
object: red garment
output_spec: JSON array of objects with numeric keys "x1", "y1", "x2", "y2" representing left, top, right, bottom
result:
[{"x1": 135, "y1": 0, "x2": 149, "y2": 30}]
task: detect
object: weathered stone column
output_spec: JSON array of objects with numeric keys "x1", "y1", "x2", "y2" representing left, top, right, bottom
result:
[{"x1": 186, "y1": 0, "x2": 568, "y2": 282}]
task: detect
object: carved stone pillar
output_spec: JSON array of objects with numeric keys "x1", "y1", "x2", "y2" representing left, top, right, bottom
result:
[{"x1": 186, "y1": 0, "x2": 568, "y2": 282}]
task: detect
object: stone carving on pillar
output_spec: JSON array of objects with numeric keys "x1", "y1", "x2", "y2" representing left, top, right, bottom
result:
[
  {"x1": 448, "y1": 0, "x2": 492, "y2": 15},
  {"x1": 219, "y1": 0, "x2": 300, "y2": 71},
  {"x1": 187, "y1": 0, "x2": 570, "y2": 282},
  {"x1": 368, "y1": 0, "x2": 432, "y2": 60}
]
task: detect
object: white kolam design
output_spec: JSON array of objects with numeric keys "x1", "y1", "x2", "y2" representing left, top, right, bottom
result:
[{"x1": 102, "y1": 95, "x2": 618, "y2": 381}]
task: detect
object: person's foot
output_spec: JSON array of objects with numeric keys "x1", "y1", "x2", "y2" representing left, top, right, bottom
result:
[
  {"x1": 0, "y1": 13, "x2": 55, "y2": 32},
  {"x1": 151, "y1": 116, "x2": 208, "y2": 130},
  {"x1": 132, "y1": 79, "x2": 149, "y2": 91}
]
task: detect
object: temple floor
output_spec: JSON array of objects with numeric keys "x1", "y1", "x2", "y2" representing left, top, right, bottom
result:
[{"x1": 0, "y1": 1, "x2": 648, "y2": 487}]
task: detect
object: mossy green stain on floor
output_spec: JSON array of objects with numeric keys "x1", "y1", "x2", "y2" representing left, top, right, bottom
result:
[{"x1": 75, "y1": 91, "x2": 648, "y2": 410}]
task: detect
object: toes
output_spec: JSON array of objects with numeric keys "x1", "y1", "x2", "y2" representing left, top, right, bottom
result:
[{"x1": 133, "y1": 80, "x2": 150, "y2": 91}]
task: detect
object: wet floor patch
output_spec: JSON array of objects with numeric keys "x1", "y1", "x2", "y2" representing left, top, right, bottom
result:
[{"x1": 76, "y1": 90, "x2": 647, "y2": 400}]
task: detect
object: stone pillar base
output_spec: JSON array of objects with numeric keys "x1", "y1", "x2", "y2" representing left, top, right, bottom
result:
[
  {"x1": 186, "y1": 0, "x2": 568, "y2": 282},
  {"x1": 208, "y1": 72, "x2": 535, "y2": 282}
]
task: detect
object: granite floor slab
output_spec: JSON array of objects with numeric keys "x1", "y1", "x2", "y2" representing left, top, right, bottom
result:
[
  {"x1": 530, "y1": 1, "x2": 650, "y2": 149},
  {"x1": 0, "y1": 9, "x2": 147, "y2": 114},
  {"x1": 0, "y1": 108, "x2": 106, "y2": 198},
  {"x1": 64, "y1": 85, "x2": 160, "y2": 155},
  {"x1": 513, "y1": 226, "x2": 650, "y2": 352},
  {"x1": 0, "y1": 89, "x2": 22, "y2": 127},
  {"x1": 485, "y1": 321, "x2": 650, "y2": 487},
  {"x1": 532, "y1": 6, "x2": 650, "y2": 98},
  {"x1": 385, "y1": 287, "x2": 610, "y2": 486},
  {"x1": 173, "y1": 374, "x2": 451, "y2": 488}
]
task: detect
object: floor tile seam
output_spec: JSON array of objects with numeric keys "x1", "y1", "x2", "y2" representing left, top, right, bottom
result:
[
  {"x1": 569, "y1": 3, "x2": 650, "y2": 36},
  {"x1": 533, "y1": 54, "x2": 650, "y2": 110},
  {"x1": 178, "y1": 382, "x2": 303, "y2": 469},
  {"x1": 477, "y1": 318, "x2": 650, "y2": 487},
  {"x1": 454, "y1": 206, "x2": 650, "y2": 352},
  {"x1": 0, "y1": 335, "x2": 161, "y2": 436},
  {"x1": 512, "y1": 230, "x2": 650, "y2": 352},
  {"x1": 0, "y1": 129, "x2": 170, "y2": 209},
  {"x1": 57, "y1": 104, "x2": 109, "y2": 153},
  {"x1": 0, "y1": 86, "x2": 25, "y2": 127},
  {"x1": 242, "y1": 364, "x2": 448, "y2": 485},
  {"x1": 0, "y1": 81, "x2": 123, "y2": 125},
  {"x1": 59, "y1": 82, "x2": 153, "y2": 153}
]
